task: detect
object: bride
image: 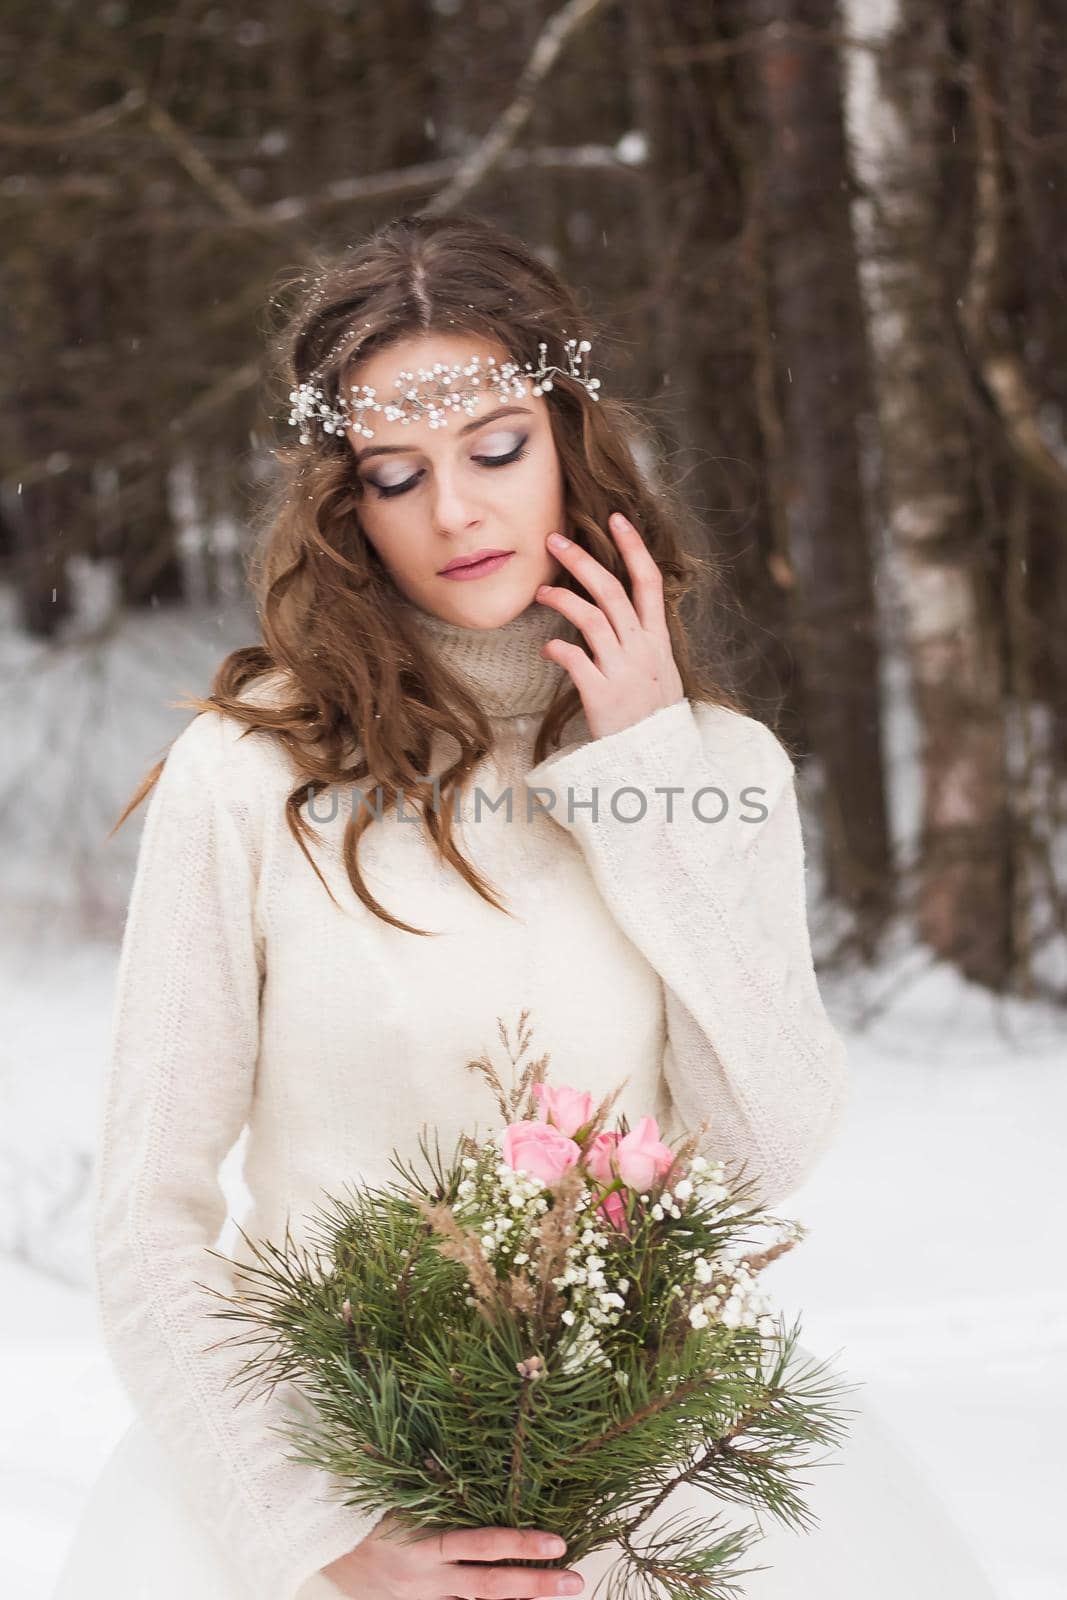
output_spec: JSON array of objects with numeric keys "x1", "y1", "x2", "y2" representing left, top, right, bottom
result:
[{"x1": 53, "y1": 212, "x2": 999, "y2": 1600}]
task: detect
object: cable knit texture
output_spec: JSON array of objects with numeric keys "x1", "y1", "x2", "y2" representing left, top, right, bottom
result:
[{"x1": 93, "y1": 597, "x2": 850, "y2": 1600}]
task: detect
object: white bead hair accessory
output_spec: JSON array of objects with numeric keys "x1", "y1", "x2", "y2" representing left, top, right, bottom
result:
[{"x1": 286, "y1": 338, "x2": 600, "y2": 445}]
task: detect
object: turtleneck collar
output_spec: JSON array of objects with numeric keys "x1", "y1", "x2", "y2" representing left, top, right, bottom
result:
[{"x1": 400, "y1": 596, "x2": 584, "y2": 718}]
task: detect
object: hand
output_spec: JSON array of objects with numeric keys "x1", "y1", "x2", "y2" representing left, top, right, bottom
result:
[
  {"x1": 320, "y1": 1509, "x2": 585, "y2": 1599},
  {"x1": 535, "y1": 513, "x2": 685, "y2": 740}
]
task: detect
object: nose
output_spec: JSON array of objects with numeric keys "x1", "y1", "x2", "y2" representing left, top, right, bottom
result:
[{"x1": 429, "y1": 461, "x2": 483, "y2": 538}]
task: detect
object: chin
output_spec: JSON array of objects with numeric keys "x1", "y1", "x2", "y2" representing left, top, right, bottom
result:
[{"x1": 437, "y1": 580, "x2": 539, "y2": 629}]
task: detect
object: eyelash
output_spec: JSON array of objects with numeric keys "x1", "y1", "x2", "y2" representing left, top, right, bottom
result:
[{"x1": 367, "y1": 437, "x2": 530, "y2": 500}]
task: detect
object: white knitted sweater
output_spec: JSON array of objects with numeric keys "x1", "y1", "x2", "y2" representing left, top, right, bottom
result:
[{"x1": 92, "y1": 597, "x2": 850, "y2": 1600}]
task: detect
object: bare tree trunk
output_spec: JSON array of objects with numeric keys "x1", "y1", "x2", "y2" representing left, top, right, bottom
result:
[
  {"x1": 647, "y1": 1, "x2": 799, "y2": 722},
  {"x1": 9, "y1": 467, "x2": 78, "y2": 636},
  {"x1": 114, "y1": 458, "x2": 185, "y2": 608},
  {"x1": 624, "y1": 2, "x2": 677, "y2": 397},
  {"x1": 1003, "y1": 0, "x2": 1067, "y2": 765},
  {"x1": 739, "y1": 0, "x2": 892, "y2": 936},
  {"x1": 849, "y1": 0, "x2": 1012, "y2": 987}
]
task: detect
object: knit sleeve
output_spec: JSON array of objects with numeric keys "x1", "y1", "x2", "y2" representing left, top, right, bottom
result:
[
  {"x1": 92, "y1": 710, "x2": 384, "y2": 1600},
  {"x1": 525, "y1": 697, "x2": 851, "y2": 1208}
]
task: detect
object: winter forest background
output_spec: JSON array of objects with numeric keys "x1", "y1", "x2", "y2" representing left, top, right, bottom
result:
[{"x1": 2, "y1": 2, "x2": 1065, "y2": 1597}]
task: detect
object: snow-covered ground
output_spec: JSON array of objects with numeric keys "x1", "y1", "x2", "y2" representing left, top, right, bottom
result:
[{"x1": 1, "y1": 920, "x2": 1063, "y2": 1600}]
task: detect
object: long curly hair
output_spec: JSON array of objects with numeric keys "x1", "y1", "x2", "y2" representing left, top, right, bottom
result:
[{"x1": 114, "y1": 211, "x2": 746, "y2": 937}]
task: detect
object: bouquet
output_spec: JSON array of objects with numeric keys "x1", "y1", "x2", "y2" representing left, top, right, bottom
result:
[{"x1": 202, "y1": 1014, "x2": 858, "y2": 1597}]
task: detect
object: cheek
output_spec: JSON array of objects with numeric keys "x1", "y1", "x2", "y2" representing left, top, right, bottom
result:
[
  {"x1": 354, "y1": 509, "x2": 406, "y2": 581},
  {"x1": 514, "y1": 438, "x2": 566, "y2": 510},
  {"x1": 536, "y1": 548, "x2": 565, "y2": 586},
  {"x1": 354, "y1": 506, "x2": 383, "y2": 556},
  {"x1": 356, "y1": 492, "x2": 406, "y2": 542}
]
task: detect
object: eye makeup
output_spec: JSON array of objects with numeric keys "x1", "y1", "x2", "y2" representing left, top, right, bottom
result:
[{"x1": 365, "y1": 434, "x2": 531, "y2": 500}]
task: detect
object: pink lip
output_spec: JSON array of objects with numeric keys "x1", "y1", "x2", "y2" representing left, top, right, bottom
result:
[{"x1": 438, "y1": 550, "x2": 515, "y2": 581}]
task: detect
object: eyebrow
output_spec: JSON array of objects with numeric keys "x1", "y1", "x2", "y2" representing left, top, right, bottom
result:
[{"x1": 353, "y1": 404, "x2": 533, "y2": 465}]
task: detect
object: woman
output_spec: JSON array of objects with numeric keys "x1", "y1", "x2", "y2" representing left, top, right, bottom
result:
[{"x1": 52, "y1": 213, "x2": 998, "y2": 1600}]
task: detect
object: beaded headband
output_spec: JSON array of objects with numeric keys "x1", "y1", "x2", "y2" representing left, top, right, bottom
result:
[{"x1": 286, "y1": 336, "x2": 601, "y2": 445}]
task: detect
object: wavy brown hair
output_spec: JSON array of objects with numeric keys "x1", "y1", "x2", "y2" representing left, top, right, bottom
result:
[{"x1": 114, "y1": 211, "x2": 748, "y2": 937}]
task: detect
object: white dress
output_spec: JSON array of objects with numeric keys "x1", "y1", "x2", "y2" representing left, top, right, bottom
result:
[{"x1": 51, "y1": 601, "x2": 1001, "y2": 1599}]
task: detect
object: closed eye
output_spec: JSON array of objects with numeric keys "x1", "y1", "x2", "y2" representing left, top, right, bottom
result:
[{"x1": 366, "y1": 436, "x2": 530, "y2": 499}]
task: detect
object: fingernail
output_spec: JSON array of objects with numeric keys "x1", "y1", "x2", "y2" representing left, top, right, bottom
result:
[
  {"x1": 547, "y1": 532, "x2": 570, "y2": 549},
  {"x1": 540, "y1": 1535, "x2": 566, "y2": 1553}
]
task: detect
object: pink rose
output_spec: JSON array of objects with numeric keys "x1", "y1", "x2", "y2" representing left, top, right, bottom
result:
[
  {"x1": 598, "y1": 1187, "x2": 629, "y2": 1235},
  {"x1": 584, "y1": 1130, "x2": 622, "y2": 1187},
  {"x1": 584, "y1": 1132, "x2": 630, "y2": 1236},
  {"x1": 615, "y1": 1117, "x2": 675, "y2": 1193},
  {"x1": 532, "y1": 1082, "x2": 595, "y2": 1138},
  {"x1": 502, "y1": 1120, "x2": 581, "y2": 1186}
]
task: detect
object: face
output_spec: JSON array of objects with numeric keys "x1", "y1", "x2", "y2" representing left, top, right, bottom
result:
[{"x1": 344, "y1": 330, "x2": 568, "y2": 628}]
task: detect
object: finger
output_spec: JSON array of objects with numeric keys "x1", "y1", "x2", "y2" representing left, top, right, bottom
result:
[
  {"x1": 438, "y1": 1527, "x2": 568, "y2": 1565},
  {"x1": 448, "y1": 1571, "x2": 583, "y2": 1600},
  {"x1": 607, "y1": 513, "x2": 668, "y2": 635},
  {"x1": 542, "y1": 636, "x2": 605, "y2": 700},
  {"x1": 545, "y1": 532, "x2": 641, "y2": 644},
  {"x1": 536, "y1": 585, "x2": 621, "y2": 670}
]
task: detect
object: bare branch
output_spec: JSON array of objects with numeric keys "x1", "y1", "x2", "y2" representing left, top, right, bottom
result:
[
  {"x1": 419, "y1": 0, "x2": 619, "y2": 218},
  {"x1": 2, "y1": 146, "x2": 640, "y2": 228},
  {"x1": 0, "y1": 86, "x2": 144, "y2": 145},
  {"x1": 138, "y1": 92, "x2": 274, "y2": 235}
]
